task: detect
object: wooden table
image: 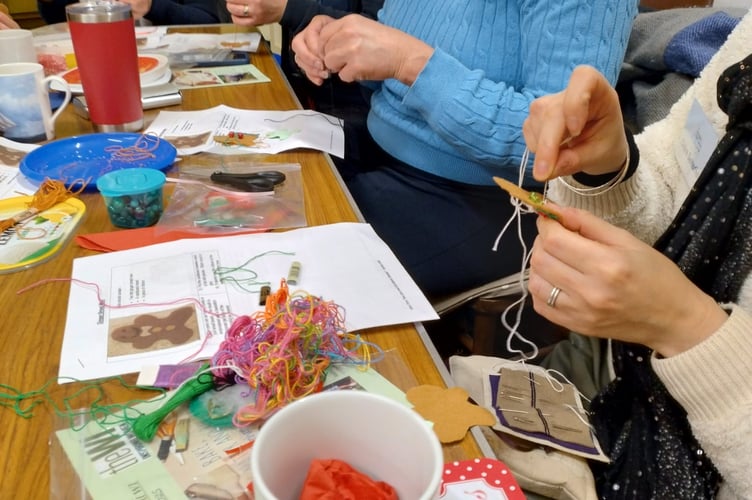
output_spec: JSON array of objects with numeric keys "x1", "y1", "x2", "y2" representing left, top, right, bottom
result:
[{"x1": 0, "y1": 25, "x2": 488, "y2": 498}]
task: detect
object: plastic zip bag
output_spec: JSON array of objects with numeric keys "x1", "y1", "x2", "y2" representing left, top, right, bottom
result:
[{"x1": 156, "y1": 162, "x2": 306, "y2": 235}]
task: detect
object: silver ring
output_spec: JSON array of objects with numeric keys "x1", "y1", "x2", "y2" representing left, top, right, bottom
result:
[
  {"x1": 546, "y1": 286, "x2": 562, "y2": 308},
  {"x1": 242, "y1": 4, "x2": 249, "y2": 16}
]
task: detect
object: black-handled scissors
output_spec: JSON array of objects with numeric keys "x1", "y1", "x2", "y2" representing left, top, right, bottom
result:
[{"x1": 209, "y1": 170, "x2": 286, "y2": 192}]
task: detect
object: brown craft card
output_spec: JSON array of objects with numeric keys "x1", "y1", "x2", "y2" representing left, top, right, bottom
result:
[
  {"x1": 495, "y1": 368, "x2": 593, "y2": 448},
  {"x1": 492, "y1": 176, "x2": 562, "y2": 222},
  {"x1": 406, "y1": 385, "x2": 496, "y2": 443}
]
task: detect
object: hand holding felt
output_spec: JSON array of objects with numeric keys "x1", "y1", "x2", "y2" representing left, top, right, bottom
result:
[
  {"x1": 407, "y1": 385, "x2": 496, "y2": 443},
  {"x1": 300, "y1": 458, "x2": 397, "y2": 500}
]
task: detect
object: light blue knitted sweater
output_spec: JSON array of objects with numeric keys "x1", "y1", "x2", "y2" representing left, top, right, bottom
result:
[{"x1": 367, "y1": 0, "x2": 638, "y2": 185}]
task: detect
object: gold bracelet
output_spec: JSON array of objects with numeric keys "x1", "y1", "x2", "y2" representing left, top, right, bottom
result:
[{"x1": 555, "y1": 147, "x2": 630, "y2": 196}]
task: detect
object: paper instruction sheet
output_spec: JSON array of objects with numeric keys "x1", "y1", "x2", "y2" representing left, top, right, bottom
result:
[
  {"x1": 0, "y1": 138, "x2": 38, "y2": 200},
  {"x1": 58, "y1": 223, "x2": 438, "y2": 383},
  {"x1": 145, "y1": 104, "x2": 345, "y2": 158}
]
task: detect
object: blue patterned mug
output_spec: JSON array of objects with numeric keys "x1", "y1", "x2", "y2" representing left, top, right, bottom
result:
[{"x1": 0, "y1": 62, "x2": 71, "y2": 143}]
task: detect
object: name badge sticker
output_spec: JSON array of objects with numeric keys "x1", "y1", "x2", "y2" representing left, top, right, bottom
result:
[{"x1": 674, "y1": 99, "x2": 719, "y2": 191}]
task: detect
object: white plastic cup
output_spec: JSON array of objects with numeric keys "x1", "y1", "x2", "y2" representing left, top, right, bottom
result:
[
  {"x1": 0, "y1": 29, "x2": 36, "y2": 64},
  {"x1": 251, "y1": 390, "x2": 444, "y2": 500}
]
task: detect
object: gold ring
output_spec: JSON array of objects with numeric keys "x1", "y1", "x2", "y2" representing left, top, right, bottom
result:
[
  {"x1": 242, "y1": 4, "x2": 249, "y2": 16},
  {"x1": 546, "y1": 286, "x2": 562, "y2": 308}
]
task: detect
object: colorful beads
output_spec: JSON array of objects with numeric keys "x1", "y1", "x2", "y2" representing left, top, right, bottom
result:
[
  {"x1": 96, "y1": 168, "x2": 166, "y2": 228},
  {"x1": 104, "y1": 189, "x2": 163, "y2": 228}
]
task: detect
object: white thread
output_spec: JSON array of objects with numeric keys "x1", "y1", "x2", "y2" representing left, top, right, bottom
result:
[
  {"x1": 564, "y1": 403, "x2": 595, "y2": 431},
  {"x1": 497, "y1": 408, "x2": 553, "y2": 418},
  {"x1": 541, "y1": 368, "x2": 593, "y2": 407},
  {"x1": 496, "y1": 408, "x2": 530, "y2": 414},
  {"x1": 209, "y1": 363, "x2": 245, "y2": 378},
  {"x1": 491, "y1": 148, "x2": 541, "y2": 360},
  {"x1": 491, "y1": 152, "x2": 593, "y2": 411}
]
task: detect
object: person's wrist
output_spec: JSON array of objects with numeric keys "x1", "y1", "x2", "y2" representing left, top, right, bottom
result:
[
  {"x1": 556, "y1": 140, "x2": 631, "y2": 197},
  {"x1": 398, "y1": 44, "x2": 432, "y2": 85},
  {"x1": 652, "y1": 297, "x2": 728, "y2": 358},
  {"x1": 572, "y1": 128, "x2": 638, "y2": 187},
  {"x1": 572, "y1": 150, "x2": 627, "y2": 185}
]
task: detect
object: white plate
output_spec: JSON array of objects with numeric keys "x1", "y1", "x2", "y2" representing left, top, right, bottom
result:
[{"x1": 52, "y1": 54, "x2": 170, "y2": 94}]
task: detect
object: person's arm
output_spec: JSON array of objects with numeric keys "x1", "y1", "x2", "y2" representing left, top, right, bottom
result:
[
  {"x1": 523, "y1": 64, "x2": 676, "y2": 244},
  {"x1": 293, "y1": 15, "x2": 432, "y2": 86},
  {"x1": 143, "y1": 0, "x2": 221, "y2": 25},
  {"x1": 226, "y1": 0, "x2": 380, "y2": 34},
  {"x1": 651, "y1": 304, "x2": 752, "y2": 500},
  {"x1": 528, "y1": 203, "x2": 747, "y2": 495},
  {"x1": 530, "y1": 206, "x2": 728, "y2": 357},
  {"x1": 523, "y1": 10, "x2": 752, "y2": 495},
  {"x1": 0, "y1": 6, "x2": 20, "y2": 29},
  {"x1": 394, "y1": 0, "x2": 636, "y2": 178},
  {"x1": 542, "y1": 4, "x2": 750, "y2": 241}
]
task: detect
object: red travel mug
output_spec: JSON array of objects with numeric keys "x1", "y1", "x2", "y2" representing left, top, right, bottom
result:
[{"x1": 66, "y1": 2, "x2": 143, "y2": 132}]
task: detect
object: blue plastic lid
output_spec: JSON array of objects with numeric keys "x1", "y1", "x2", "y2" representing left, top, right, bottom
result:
[{"x1": 96, "y1": 168, "x2": 166, "y2": 197}]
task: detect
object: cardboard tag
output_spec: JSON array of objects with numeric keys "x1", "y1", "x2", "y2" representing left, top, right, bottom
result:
[
  {"x1": 493, "y1": 176, "x2": 562, "y2": 222},
  {"x1": 407, "y1": 385, "x2": 496, "y2": 443}
]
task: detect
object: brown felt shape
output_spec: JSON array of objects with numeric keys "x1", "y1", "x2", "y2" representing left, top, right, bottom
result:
[{"x1": 406, "y1": 385, "x2": 496, "y2": 443}]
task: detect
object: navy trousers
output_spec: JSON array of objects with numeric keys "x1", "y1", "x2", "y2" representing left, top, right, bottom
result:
[{"x1": 338, "y1": 146, "x2": 538, "y2": 298}]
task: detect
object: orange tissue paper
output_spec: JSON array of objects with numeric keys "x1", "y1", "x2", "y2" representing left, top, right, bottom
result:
[{"x1": 300, "y1": 458, "x2": 398, "y2": 500}]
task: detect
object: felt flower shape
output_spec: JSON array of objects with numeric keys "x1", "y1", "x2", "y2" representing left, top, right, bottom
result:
[{"x1": 407, "y1": 385, "x2": 496, "y2": 443}]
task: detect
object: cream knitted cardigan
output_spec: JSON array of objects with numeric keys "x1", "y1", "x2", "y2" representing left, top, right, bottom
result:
[{"x1": 548, "y1": 8, "x2": 752, "y2": 499}]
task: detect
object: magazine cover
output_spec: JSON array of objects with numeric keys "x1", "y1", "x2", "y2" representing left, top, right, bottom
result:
[
  {"x1": 51, "y1": 365, "x2": 409, "y2": 499},
  {"x1": 54, "y1": 400, "x2": 258, "y2": 499}
]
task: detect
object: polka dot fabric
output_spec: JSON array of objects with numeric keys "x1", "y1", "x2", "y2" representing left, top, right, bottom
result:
[{"x1": 439, "y1": 458, "x2": 525, "y2": 499}]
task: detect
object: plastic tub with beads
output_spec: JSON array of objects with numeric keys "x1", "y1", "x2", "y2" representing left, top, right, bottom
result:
[{"x1": 96, "y1": 168, "x2": 166, "y2": 228}]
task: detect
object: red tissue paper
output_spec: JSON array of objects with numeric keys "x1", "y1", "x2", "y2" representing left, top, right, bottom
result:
[{"x1": 300, "y1": 458, "x2": 398, "y2": 500}]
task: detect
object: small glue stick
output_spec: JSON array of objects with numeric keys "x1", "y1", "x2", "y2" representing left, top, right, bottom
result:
[{"x1": 287, "y1": 261, "x2": 302, "y2": 285}]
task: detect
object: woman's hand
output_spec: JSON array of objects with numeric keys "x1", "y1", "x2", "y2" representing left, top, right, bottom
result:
[
  {"x1": 0, "y1": 8, "x2": 20, "y2": 29},
  {"x1": 120, "y1": 0, "x2": 152, "y2": 20},
  {"x1": 226, "y1": 0, "x2": 286, "y2": 26},
  {"x1": 523, "y1": 65, "x2": 629, "y2": 181},
  {"x1": 291, "y1": 15, "x2": 336, "y2": 85},
  {"x1": 528, "y1": 206, "x2": 728, "y2": 357},
  {"x1": 292, "y1": 14, "x2": 433, "y2": 86}
]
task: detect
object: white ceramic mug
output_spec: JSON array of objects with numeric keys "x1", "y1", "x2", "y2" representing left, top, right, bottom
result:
[
  {"x1": 0, "y1": 62, "x2": 72, "y2": 143},
  {"x1": 250, "y1": 390, "x2": 444, "y2": 500},
  {"x1": 0, "y1": 29, "x2": 37, "y2": 64}
]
